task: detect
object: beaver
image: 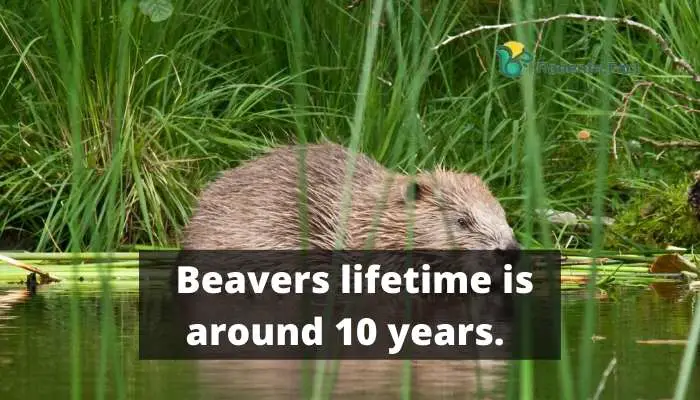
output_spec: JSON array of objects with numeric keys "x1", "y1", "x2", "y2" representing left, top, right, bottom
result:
[
  {"x1": 182, "y1": 142, "x2": 516, "y2": 398},
  {"x1": 183, "y1": 142, "x2": 519, "y2": 251}
]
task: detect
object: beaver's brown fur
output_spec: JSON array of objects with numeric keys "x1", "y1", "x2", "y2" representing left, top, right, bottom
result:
[
  {"x1": 183, "y1": 142, "x2": 518, "y2": 250},
  {"x1": 184, "y1": 142, "x2": 515, "y2": 397}
]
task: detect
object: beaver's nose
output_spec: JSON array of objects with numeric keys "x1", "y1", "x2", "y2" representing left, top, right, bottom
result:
[
  {"x1": 498, "y1": 238, "x2": 521, "y2": 251},
  {"x1": 494, "y1": 238, "x2": 521, "y2": 271}
]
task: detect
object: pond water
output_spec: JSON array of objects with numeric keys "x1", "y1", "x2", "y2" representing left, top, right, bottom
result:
[{"x1": 0, "y1": 283, "x2": 698, "y2": 399}]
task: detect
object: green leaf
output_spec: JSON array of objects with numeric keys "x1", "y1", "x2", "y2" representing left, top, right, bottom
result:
[{"x1": 138, "y1": 0, "x2": 173, "y2": 23}]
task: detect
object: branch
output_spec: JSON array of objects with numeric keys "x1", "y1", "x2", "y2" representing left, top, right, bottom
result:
[
  {"x1": 433, "y1": 13, "x2": 700, "y2": 82},
  {"x1": 638, "y1": 136, "x2": 700, "y2": 149},
  {"x1": 666, "y1": 104, "x2": 700, "y2": 114},
  {"x1": 611, "y1": 81, "x2": 654, "y2": 159},
  {"x1": 611, "y1": 82, "x2": 700, "y2": 159},
  {"x1": 0, "y1": 254, "x2": 61, "y2": 284}
]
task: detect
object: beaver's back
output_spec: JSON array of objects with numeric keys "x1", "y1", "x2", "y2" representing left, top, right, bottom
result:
[{"x1": 182, "y1": 143, "x2": 389, "y2": 249}]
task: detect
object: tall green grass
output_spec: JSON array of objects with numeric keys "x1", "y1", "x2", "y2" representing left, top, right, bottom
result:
[{"x1": 2, "y1": 0, "x2": 700, "y2": 399}]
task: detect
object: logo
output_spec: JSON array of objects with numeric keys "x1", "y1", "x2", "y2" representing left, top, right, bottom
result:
[{"x1": 496, "y1": 41, "x2": 533, "y2": 78}]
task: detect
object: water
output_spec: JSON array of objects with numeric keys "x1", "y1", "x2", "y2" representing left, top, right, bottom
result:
[{"x1": 0, "y1": 283, "x2": 699, "y2": 399}]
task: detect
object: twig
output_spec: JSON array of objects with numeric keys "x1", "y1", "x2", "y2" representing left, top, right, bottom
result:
[
  {"x1": 433, "y1": 13, "x2": 700, "y2": 83},
  {"x1": 533, "y1": 28, "x2": 545, "y2": 56},
  {"x1": 611, "y1": 81, "x2": 654, "y2": 159},
  {"x1": 667, "y1": 104, "x2": 700, "y2": 113},
  {"x1": 0, "y1": 254, "x2": 61, "y2": 283},
  {"x1": 474, "y1": 47, "x2": 487, "y2": 73},
  {"x1": 636, "y1": 339, "x2": 688, "y2": 345},
  {"x1": 638, "y1": 136, "x2": 700, "y2": 149},
  {"x1": 592, "y1": 356, "x2": 617, "y2": 400},
  {"x1": 611, "y1": 82, "x2": 700, "y2": 158}
]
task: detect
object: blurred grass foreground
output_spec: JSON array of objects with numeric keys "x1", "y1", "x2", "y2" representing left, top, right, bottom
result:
[{"x1": 1, "y1": 0, "x2": 700, "y2": 399}]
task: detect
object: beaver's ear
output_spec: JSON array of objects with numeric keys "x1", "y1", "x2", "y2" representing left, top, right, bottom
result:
[{"x1": 402, "y1": 176, "x2": 432, "y2": 203}]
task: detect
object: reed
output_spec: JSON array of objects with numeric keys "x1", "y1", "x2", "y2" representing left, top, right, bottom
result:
[{"x1": 2, "y1": 0, "x2": 700, "y2": 399}]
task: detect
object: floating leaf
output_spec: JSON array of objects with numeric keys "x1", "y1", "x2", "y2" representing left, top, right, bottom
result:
[
  {"x1": 139, "y1": 0, "x2": 173, "y2": 23},
  {"x1": 650, "y1": 254, "x2": 683, "y2": 273},
  {"x1": 651, "y1": 254, "x2": 699, "y2": 274}
]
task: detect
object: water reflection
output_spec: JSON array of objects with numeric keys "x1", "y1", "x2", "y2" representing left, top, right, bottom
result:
[
  {"x1": 196, "y1": 359, "x2": 506, "y2": 399},
  {"x1": 0, "y1": 284, "x2": 699, "y2": 400}
]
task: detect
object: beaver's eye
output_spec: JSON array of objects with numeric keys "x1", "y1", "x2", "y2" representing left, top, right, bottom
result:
[{"x1": 457, "y1": 217, "x2": 470, "y2": 228}]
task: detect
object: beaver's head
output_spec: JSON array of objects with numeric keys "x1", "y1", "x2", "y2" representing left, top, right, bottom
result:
[{"x1": 392, "y1": 168, "x2": 520, "y2": 251}]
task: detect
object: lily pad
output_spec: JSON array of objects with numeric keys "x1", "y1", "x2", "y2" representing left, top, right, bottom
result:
[{"x1": 139, "y1": 0, "x2": 173, "y2": 23}]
